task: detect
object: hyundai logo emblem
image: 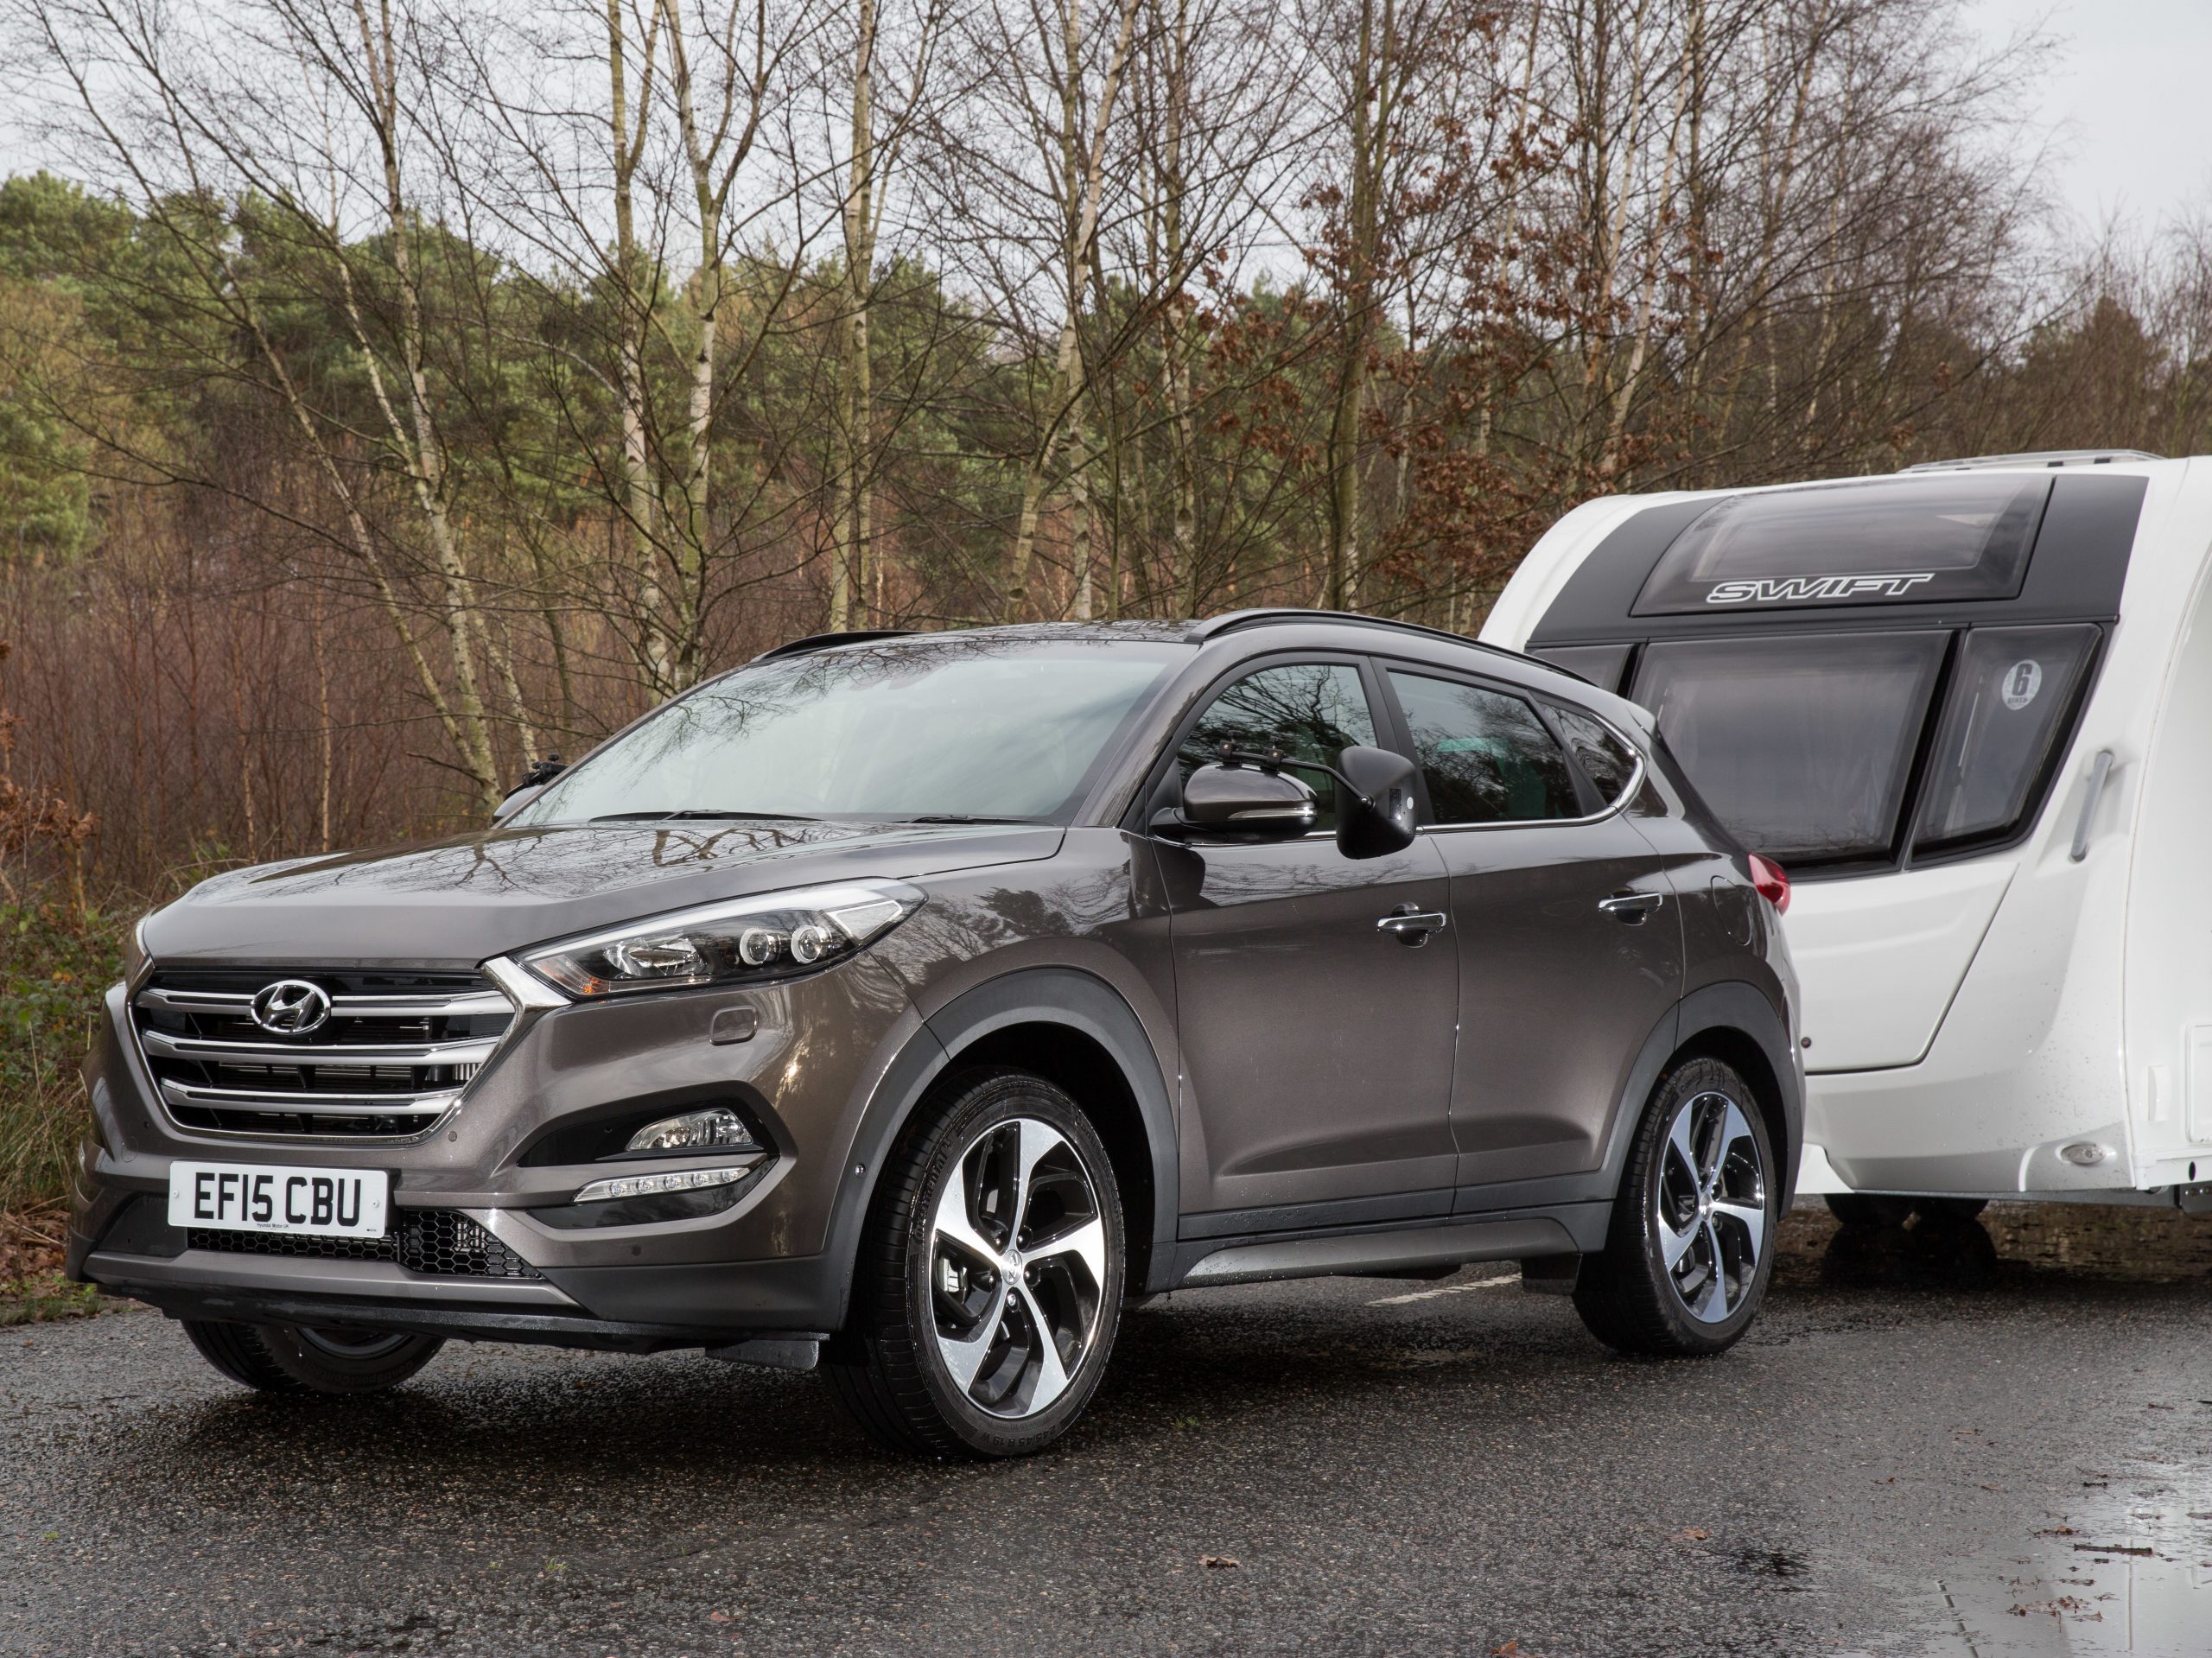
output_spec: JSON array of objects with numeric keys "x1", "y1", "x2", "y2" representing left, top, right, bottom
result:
[{"x1": 250, "y1": 979, "x2": 332, "y2": 1035}]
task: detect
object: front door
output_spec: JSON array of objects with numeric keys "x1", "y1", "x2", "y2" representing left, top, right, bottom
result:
[
  {"x1": 1159, "y1": 658, "x2": 1460, "y2": 1218},
  {"x1": 1377, "y1": 665, "x2": 1682, "y2": 1192}
]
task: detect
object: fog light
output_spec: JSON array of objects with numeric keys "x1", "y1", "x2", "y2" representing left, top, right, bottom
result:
[
  {"x1": 573, "y1": 1165, "x2": 754, "y2": 1204},
  {"x1": 626, "y1": 1106, "x2": 760, "y2": 1154}
]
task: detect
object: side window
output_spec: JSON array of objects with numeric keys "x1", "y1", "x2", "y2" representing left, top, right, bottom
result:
[
  {"x1": 1913, "y1": 624, "x2": 2099, "y2": 853},
  {"x1": 1179, "y1": 662, "x2": 1378, "y2": 831},
  {"x1": 1549, "y1": 704, "x2": 1640, "y2": 806},
  {"x1": 1387, "y1": 670, "x2": 1581, "y2": 824}
]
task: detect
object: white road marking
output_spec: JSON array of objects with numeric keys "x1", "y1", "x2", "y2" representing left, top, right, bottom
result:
[{"x1": 1366, "y1": 1271, "x2": 1520, "y2": 1305}]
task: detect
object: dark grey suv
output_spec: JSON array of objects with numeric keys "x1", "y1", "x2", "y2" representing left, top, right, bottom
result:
[{"x1": 68, "y1": 611, "x2": 1801, "y2": 1458}]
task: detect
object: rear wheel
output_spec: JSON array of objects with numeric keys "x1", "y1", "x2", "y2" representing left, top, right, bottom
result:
[
  {"x1": 826, "y1": 1070, "x2": 1124, "y2": 1458},
  {"x1": 182, "y1": 1319, "x2": 444, "y2": 1394},
  {"x1": 1573, "y1": 1058, "x2": 1777, "y2": 1357}
]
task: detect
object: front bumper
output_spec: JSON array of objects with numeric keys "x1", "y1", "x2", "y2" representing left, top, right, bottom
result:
[{"x1": 70, "y1": 954, "x2": 925, "y2": 1344}]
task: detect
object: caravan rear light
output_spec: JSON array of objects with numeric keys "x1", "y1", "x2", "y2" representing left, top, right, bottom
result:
[{"x1": 1748, "y1": 854, "x2": 1791, "y2": 914}]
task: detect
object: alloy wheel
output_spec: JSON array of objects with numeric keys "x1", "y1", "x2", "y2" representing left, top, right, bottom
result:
[
  {"x1": 928, "y1": 1117, "x2": 1109, "y2": 1419},
  {"x1": 1656, "y1": 1089, "x2": 1768, "y2": 1324}
]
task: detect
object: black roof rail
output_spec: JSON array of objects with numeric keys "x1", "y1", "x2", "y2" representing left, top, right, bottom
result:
[
  {"x1": 1183, "y1": 607, "x2": 1590, "y2": 683},
  {"x1": 749, "y1": 627, "x2": 918, "y2": 664},
  {"x1": 1902, "y1": 448, "x2": 2164, "y2": 472}
]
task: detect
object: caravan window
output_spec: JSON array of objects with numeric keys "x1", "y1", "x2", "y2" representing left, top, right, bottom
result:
[
  {"x1": 1632, "y1": 474, "x2": 2052, "y2": 616},
  {"x1": 1631, "y1": 632, "x2": 1948, "y2": 862},
  {"x1": 1913, "y1": 625, "x2": 2099, "y2": 853}
]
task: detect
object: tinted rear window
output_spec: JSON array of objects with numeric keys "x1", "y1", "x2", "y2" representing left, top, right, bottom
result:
[
  {"x1": 1633, "y1": 474, "x2": 2052, "y2": 615},
  {"x1": 1630, "y1": 632, "x2": 1948, "y2": 862},
  {"x1": 1388, "y1": 671, "x2": 1582, "y2": 824},
  {"x1": 1913, "y1": 625, "x2": 2099, "y2": 852},
  {"x1": 1548, "y1": 705, "x2": 1640, "y2": 806}
]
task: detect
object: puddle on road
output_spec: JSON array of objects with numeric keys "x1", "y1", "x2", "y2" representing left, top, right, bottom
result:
[
  {"x1": 1771, "y1": 1200, "x2": 2212, "y2": 1655},
  {"x1": 1909, "y1": 1545, "x2": 2212, "y2": 1656}
]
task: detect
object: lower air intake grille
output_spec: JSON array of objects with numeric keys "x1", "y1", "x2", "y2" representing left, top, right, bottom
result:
[{"x1": 187, "y1": 1210, "x2": 542, "y2": 1280}]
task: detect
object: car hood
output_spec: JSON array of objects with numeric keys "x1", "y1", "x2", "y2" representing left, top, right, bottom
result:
[{"x1": 140, "y1": 819, "x2": 1065, "y2": 969}]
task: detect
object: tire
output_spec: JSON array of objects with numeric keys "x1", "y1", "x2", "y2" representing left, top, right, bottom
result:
[
  {"x1": 1825, "y1": 1192, "x2": 1916, "y2": 1229},
  {"x1": 1573, "y1": 1057, "x2": 1778, "y2": 1357},
  {"x1": 182, "y1": 1319, "x2": 444, "y2": 1394},
  {"x1": 825, "y1": 1069, "x2": 1125, "y2": 1459}
]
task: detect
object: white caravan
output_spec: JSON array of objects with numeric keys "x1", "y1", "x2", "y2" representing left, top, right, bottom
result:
[{"x1": 1483, "y1": 451, "x2": 2212, "y2": 1220}]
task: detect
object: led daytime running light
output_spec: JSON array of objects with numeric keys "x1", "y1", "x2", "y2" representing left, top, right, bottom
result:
[{"x1": 573, "y1": 1165, "x2": 754, "y2": 1204}]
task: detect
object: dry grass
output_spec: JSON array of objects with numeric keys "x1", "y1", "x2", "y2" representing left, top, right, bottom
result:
[{"x1": 0, "y1": 1197, "x2": 105, "y2": 1323}]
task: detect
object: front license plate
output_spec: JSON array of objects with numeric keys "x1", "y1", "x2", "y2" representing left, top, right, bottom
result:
[{"x1": 168, "y1": 1161, "x2": 390, "y2": 1239}]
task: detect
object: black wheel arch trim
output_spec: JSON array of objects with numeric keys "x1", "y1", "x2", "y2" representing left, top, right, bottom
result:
[
  {"x1": 821, "y1": 967, "x2": 1182, "y2": 1324},
  {"x1": 1596, "y1": 982, "x2": 1802, "y2": 1211}
]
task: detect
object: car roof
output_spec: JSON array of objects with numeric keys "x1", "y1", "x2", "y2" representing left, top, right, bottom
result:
[{"x1": 753, "y1": 611, "x2": 1592, "y2": 685}]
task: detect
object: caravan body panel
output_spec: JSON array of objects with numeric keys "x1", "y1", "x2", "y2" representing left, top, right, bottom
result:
[{"x1": 1487, "y1": 455, "x2": 2211, "y2": 1199}]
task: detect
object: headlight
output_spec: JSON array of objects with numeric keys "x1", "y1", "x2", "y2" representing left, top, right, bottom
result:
[{"x1": 517, "y1": 880, "x2": 924, "y2": 1000}]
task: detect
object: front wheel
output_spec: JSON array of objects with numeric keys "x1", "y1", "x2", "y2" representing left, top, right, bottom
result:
[
  {"x1": 1573, "y1": 1058, "x2": 1778, "y2": 1357},
  {"x1": 825, "y1": 1070, "x2": 1125, "y2": 1459},
  {"x1": 183, "y1": 1319, "x2": 444, "y2": 1394}
]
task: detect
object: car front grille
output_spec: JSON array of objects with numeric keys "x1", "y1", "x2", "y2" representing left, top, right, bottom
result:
[
  {"x1": 186, "y1": 1210, "x2": 542, "y2": 1280},
  {"x1": 133, "y1": 967, "x2": 515, "y2": 1140}
]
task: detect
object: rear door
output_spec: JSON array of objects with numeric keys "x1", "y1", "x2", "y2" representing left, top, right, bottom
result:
[{"x1": 1376, "y1": 665, "x2": 1681, "y2": 1191}]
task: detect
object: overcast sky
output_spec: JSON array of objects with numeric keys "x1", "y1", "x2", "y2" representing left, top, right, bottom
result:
[
  {"x1": 3, "y1": 2, "x2": 2206, "y2": 238},
  {"x1": 1962, "y1": 0, "x2": 2212, "y2": 234}
]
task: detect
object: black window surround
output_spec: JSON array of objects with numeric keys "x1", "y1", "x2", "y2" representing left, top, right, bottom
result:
[
  {"x1": 1599, "y1": 623, "x2": 2105, "y2": 878},
  {"x1": 1521, "y1": 470, "x2": 2142, "y2": 880},
  {"x1": 1128, "y1": 647, "x2": 1653, "y2": 838}
]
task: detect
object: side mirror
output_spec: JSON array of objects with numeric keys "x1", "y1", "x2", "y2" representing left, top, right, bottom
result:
[
  {"x1": 1334, "y1": 745, "x2": 1419, "y2": 860},
  {"x1": 1163, "y1": 760, "x2": 1319, "y2": 841}
]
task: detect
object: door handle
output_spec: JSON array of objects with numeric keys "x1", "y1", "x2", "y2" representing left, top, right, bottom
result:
[
  {"x1": 1599, "y1": 891, "x2": 1665, "y2": 924},
  {"x1": 2069, "y1": 749, "x2": 2113, "y2": 862},
  {"x1": 1376, "y1": 908, "x2": 1448, "y2": 943}
]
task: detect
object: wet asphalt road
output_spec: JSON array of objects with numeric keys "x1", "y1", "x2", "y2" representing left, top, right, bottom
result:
[{"x1": 5, "y1": 1204, "x2": 2212, "y2": 1658}]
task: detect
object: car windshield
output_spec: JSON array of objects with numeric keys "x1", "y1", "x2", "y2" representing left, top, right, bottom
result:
[{"x1": 514, "y1": 635, "x2": 1185, "y2": 826}]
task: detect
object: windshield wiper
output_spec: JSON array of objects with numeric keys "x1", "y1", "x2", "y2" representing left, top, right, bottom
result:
[
  {"x1": 591, "y1": 809, "x2": 818, "y2": 823},
  {"x1": 900, "y1": 814, "x2": 1043, "y2": 825}
]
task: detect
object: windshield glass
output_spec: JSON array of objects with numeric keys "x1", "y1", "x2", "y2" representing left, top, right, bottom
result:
[{"x1": 515, "y1": 635, "x2": 1185, "y2": 825}]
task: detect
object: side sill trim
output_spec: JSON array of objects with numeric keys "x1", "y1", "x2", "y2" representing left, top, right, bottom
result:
[{"x1": 1173, "y1": 1213, "x2": 1586, "y2": 1289}]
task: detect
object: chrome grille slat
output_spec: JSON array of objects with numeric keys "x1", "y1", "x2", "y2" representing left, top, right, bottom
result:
[
  {"x1": 157, "y1": 1080, "x2": 461, "y2": 1116},
  {"x1": 137, "y1": 988, "x2": 511, "y2": 1020},
  {"x1": 132, "y1": 967, "x2": 515, "y2": 1140},
  {"x1": 138, "y1": 1029, "x2": 501, "y2": 1066}
]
